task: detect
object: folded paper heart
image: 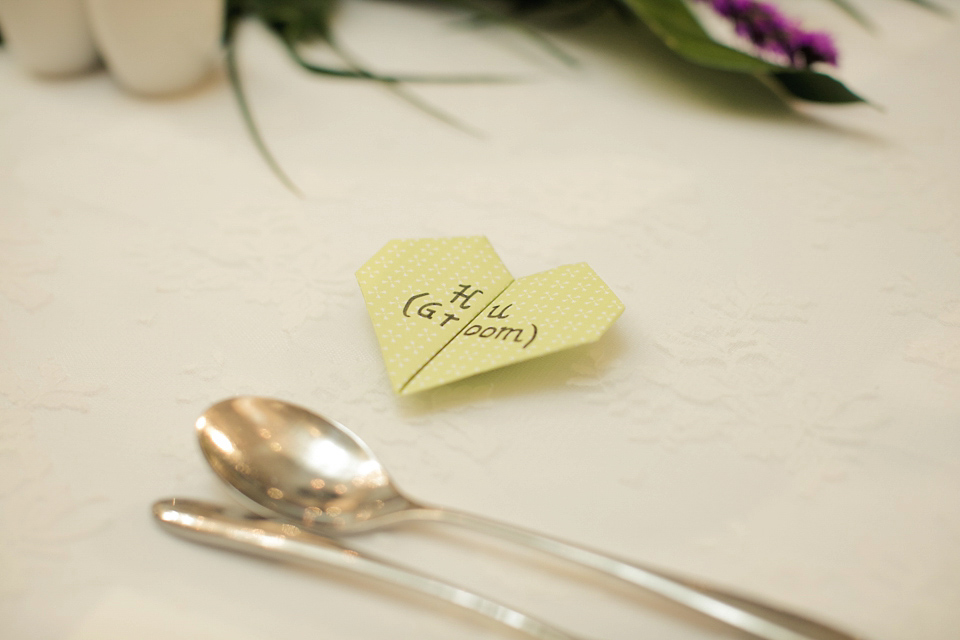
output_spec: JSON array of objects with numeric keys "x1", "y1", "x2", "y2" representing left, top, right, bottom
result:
[{"x1": 356, "y1": 237, "x2": 624, "y2": 394}]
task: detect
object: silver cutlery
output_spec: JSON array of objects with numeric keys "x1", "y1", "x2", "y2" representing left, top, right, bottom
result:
[{"x1": 195, "y1": 396, "x2": 861, "y2": 640}]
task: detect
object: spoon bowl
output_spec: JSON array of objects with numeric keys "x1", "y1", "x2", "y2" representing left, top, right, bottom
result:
[{"x1": 198, "y1": 396, "x2": 415, "y2": 530}]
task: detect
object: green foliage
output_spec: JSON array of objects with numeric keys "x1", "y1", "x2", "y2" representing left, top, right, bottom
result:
[
  {"x1": 615, "y1": 0, "x2": 866, "y2": 103},
  {"x1": 228, "y1": 0, "x2": 337, "y2": 44},
  {"x1": 220, "y1": 0, "x2": 947, "y2": 189},
  {"x1": 227, "y1": 0, "x2": 876, "y2": 104},
  {"x1": 772, "y1": 70, "x2": 868, "y2": 104}
]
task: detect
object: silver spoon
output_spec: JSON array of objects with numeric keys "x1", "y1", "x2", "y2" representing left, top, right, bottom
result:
[
  {"x1": 153, "y1": 497, "x2": 583, "y2": 640},
  {"x1": 197, "y1": 396, "x2": 862, "y2": 640}
]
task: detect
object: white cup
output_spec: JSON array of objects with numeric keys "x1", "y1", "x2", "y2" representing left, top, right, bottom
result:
[
  {"x1": 0, "y1": 0, "x2": 99, "y2": 76},
  {"x1": 85, "y1": 0, "x2": 224, "y2": 96}
]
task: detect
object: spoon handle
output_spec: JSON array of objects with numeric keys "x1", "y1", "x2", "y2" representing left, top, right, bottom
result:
[
  {"x1": 408, "y1": 507, "x2": 861, "y2": 640},
  {"x1": 152, "y1": 499, "x2": 582, "y2": 640}
]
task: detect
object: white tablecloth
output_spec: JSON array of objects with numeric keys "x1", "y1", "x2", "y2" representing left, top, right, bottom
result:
[{"x1": 2, "y1": 3, "x2": 959, "y2": 639}]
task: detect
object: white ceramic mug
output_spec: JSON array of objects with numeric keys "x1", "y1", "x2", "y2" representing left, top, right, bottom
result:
[
  {"x1": 0, "y1": 0, "x2": 98, "y2": 76},
  {"x1": 85, "y1": 0, "x2": 224, "y2": 96}
]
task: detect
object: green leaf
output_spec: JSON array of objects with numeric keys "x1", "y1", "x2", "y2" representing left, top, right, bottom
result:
[
  {"x1": 315, "y1": 36, "x2": 485, "y2": 137},
  {"x1": 225, "y1": 22, "x2": 302, "y2": 196},
  {"x1": 228, "y1": 0, "x2": 338, "y2": 43},
  {"x1": 772, "y1": 71, "x2": 868, "y2": 104},
  {"x1": 283, "y1": 38, "x2": 518, "y2": 84},
  {"x1": 615, "y1": 0, "x2": 866, "y2": 103},
  {"x1": 617, "y1": 0, "x2": 777, "y2": 73}
]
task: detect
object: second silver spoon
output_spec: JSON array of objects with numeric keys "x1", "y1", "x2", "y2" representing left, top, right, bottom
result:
[{"x1": 154, "y1": 498, "x2": 583, "y2": 640}]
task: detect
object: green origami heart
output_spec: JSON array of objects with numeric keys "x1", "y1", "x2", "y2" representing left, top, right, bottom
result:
[{"x1": 356, "y1": 237, "x2": 624, "y2": 394}]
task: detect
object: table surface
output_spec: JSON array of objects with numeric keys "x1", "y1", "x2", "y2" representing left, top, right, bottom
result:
[{"x1": 2, "y1": 3, "x2": 959, "y2": 639}]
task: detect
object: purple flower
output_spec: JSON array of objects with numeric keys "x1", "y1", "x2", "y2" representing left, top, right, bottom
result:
[
  {"x1": 696, "y1": 0, "x2": 839, "y2": 69},
  {"x1": 793, "y1": 31, "x2": 838, "y2": 67}
]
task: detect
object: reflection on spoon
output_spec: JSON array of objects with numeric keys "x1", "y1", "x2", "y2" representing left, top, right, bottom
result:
[
  {"x1": 198, "y1": 396, "x2": 862, "y2": 640},
  {"x1": 152, "y1": 498, "x2": 582, "y2": 640}
]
